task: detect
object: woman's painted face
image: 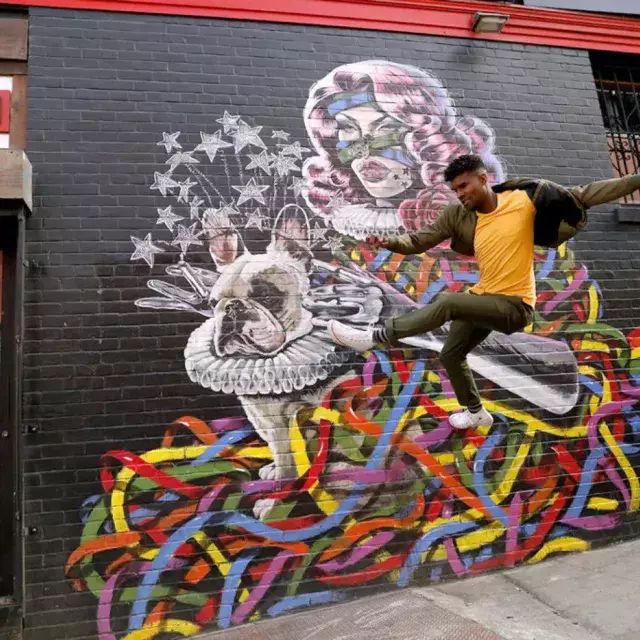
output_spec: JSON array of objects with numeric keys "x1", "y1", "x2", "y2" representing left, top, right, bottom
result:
[{"x1": 335, "y1": 105, "x2": 413, "y2": 199}]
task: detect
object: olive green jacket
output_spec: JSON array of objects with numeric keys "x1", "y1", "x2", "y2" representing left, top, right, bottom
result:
[{"x1": 386, "y1": 174, "x2": 640, "y2": 256}]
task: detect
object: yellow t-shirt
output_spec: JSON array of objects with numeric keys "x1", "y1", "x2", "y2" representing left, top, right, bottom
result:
[{"x1": 470, "y1": 190, "x2": 536, "y2": 308}]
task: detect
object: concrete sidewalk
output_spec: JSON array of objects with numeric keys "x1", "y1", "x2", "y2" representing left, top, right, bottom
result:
[{"x1": 203, "y1": 539, "x2": 640, "y2": 640}]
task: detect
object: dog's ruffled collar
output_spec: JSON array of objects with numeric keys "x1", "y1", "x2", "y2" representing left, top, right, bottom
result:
[{"x1": 185, "y1": 321, "x2": 351, "y2": 396}]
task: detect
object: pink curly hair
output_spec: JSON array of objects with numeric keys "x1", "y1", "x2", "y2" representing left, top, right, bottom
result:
[{"x1": 302, "y1": 60, "x2": 505, "y2": 232}]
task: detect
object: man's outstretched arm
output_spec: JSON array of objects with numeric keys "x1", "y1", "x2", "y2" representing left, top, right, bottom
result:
[
  {"x1": 383, "y1": 204, "x2": 455, "y2": 255},
  {"x1": 570, "y1": 173, "x2": 640, "y2": 209}
]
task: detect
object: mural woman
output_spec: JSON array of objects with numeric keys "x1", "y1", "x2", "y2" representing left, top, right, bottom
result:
[{"x1": 302, "y1": 59, "x2": 505, "y2": 240}]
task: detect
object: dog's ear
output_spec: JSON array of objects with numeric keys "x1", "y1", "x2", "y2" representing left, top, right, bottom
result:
[
  {"x1": 269, "y1": 204, "x2": 312, "y2": 263},
  {"x1": 202, "y1": 208, "x2": 245, "y2": 269}
]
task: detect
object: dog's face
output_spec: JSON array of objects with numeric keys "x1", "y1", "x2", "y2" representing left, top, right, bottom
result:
[
  {"x1": 206, "y1": 206, "x2": 314, "y2": 358},
  {"x1": 185, "y1": 205, "x2": 351, "y2": 396}
]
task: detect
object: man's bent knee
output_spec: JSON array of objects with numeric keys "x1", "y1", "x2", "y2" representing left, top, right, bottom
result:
[
  {"x1": 438, "y1": 293, "x2": 468, "y2": 322},
  {"x1": 439, "y1": 348, "x2": 462, "y2": 369}
]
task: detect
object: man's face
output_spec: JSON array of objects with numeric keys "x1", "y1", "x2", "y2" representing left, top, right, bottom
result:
[{"x1": 449, "y1": 170, "x2": 488, "y2": 211}]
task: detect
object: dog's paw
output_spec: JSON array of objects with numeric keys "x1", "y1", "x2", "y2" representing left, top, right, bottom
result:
[
  {"x1": 253, "y1": 497, "x2": 278, "y2": 521},
  {"x1": 258, "y1": 462, "x2": 279, "y2": 480}
]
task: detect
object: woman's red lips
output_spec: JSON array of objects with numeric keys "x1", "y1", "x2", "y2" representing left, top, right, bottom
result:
[{"x1": 359, "y1": 159, "x2": 391, "y2": 183}]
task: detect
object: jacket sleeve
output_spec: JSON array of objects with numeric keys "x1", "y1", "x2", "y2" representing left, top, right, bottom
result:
[
  {"x1": 570, "y1": 174, "x2": 640, "y2": 209},
  {"x1": 385, "y1": 205, "x2": 454, "y2": 255}
]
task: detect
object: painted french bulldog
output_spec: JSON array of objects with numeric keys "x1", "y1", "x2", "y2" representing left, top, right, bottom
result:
[{"x1": 183, "y1": 205, "x2": 377, "y2": 487}]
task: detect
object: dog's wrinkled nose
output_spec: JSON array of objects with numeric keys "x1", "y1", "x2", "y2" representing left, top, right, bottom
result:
[
  {"x1": 221, "y1": 298, "x2": 247, "y2": 328},
  {"x1": 226, "y1": 298, "x2": 246, "y2": 314}
]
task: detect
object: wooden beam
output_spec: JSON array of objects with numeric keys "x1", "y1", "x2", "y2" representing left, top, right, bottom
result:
[
  {"x1": 0, "y1": 14, "x2": 28, "y2": 61},
  {"x1": 0, "y1": 61, "x2": 27, "y2": 75},
  {"x1": 0, "y1": 150, "x2": 32, "y2": 214},
  {"x1": 9, "y1": 76, "x2": 27, "y2": 151}
]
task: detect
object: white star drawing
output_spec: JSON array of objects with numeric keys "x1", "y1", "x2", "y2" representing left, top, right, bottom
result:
[
  {"x1": 156, "y1": 205, "x2": 183, "y2": 232},
  {"x1": 177, "y1": 177, "x2": 197, "y2": 203},
  {"x1": 150, "y1": 170, "x2": 179, "y2": 197},
  {"x1": 311, "y1": 222, "x2": 329, "y2": 245},
  {"x1": 271, "y1": 154, "x2": 300, "y2": 178},
  {"x1": 279, "y1": 141, "x2": 311, "y2": 160},
  {"x1": 323, "y1": 235, "x2": 344, "y2": 253},
  {"x1": 157, "y1": 132, "x2": 182, "y2": 153},
  {"x1": 166, "y1": 151, "x2": 199, "y2": 170},
  {"x1": 216, "y1": 111, "x2": 241, "y2": 134},
  {"x1": 195, "y1": 130, "x2": 233, "y2": 162},
  {"x1": 245, "y1": 209, "x2": 268, "y2": 232},
  {"x1": 232, "y1": 178, "x2": 270, "y2": 206},
  {"x1": 171, "y1": 223, "x2": 203, "y2": 254},
  {"x1": 233, "y1": 122, "x2": 267, "y2": 154},
  {"x1": 271, "y1": 130, "x2": 291, "y2": 141},
  {"x1": 130, "y1": 233, "x2": 165, "y2": 268},
  {"x1": 190, "y1": 197, "x2": 204, "y2": 221},
  {"x1": 245, "y1": 151, "x2": 272, "y2": 175},
  {"x1": 289, "y1": 177, "x2": 306, "y2": 198}
]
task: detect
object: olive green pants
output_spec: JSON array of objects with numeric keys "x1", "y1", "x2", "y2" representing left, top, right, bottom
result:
[{"x1": 385, "y1": 292, "x2": 533, "y2": 410}]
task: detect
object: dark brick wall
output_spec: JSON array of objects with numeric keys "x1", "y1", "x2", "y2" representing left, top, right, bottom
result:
[{"x1": 18, "y1": 7, "x2": 640, "y2": 640}]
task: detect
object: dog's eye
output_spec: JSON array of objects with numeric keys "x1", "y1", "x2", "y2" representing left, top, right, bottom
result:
[{"x1": 249, "y1": 278, "x2": 285, "y2": 315}]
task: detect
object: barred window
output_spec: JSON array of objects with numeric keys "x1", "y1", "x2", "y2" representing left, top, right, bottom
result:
[{"x1": 591, "y1": 51, "x2": 640, "y2": 203}]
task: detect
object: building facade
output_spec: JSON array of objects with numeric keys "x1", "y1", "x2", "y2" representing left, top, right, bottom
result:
[{"x1": 1, "y1": 1, "x2": 640, "y2": 638}]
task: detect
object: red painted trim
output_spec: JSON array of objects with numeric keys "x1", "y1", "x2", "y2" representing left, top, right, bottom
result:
[
  {"x1": 0, "y1": 90, "x2": 10, "y2": 134},
  {"x1": 5, "y1": 0, "x2": 640, "y2": 54}
]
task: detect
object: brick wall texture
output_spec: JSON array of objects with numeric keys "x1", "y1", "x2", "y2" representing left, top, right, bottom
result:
[{"x1": 18, "y1": 7, "x2": 640, "y2": 639}]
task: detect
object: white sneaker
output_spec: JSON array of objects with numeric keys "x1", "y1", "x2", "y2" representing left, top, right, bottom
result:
[
  {"x1": 449, "y1": 408, "x2": 494, "y2": 430},
  {"x1": 327, "y1": 320, "x2": 376, "y2": 353}
]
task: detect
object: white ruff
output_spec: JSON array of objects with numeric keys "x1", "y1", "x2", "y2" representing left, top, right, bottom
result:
[
  {"x1": 330, "y1": 204, "x2": 403, "y2": 240},
  {"x1": 185, "y1": 319, "x2": 351, "y2": 396}
]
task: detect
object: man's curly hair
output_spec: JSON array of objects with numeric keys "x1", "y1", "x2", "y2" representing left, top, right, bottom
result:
[{"x1": 444, "y1": 154, "x2": 487, "y2": 183}]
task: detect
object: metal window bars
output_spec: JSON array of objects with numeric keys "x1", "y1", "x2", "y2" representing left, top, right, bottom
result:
[{"x1": 592, "y1": 52, "x2": 640, "y2": 203}]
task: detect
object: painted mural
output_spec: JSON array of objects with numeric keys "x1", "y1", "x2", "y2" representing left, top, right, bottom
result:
[{"x1": 66, "y1": 61, "x2": 640, "y2": 639}]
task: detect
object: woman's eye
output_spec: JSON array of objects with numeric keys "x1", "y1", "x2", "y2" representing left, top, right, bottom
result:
[
  {"x1": 337, "y1": 122, "x2": 359, "y2": 139},
  {"x1": 376, "y1": 121, "x2": 403, "y2": 134}
]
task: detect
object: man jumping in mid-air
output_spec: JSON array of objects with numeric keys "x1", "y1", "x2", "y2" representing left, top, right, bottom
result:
[{"x1": 327, "y1": 154, "x2": 640, "y2": 430}]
